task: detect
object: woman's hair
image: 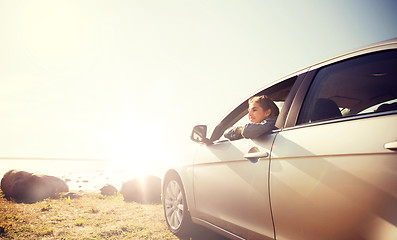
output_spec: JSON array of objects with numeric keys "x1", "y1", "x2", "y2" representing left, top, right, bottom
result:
[{"x1": 248, "y1": 95, "x2": 279, "y2": 118}]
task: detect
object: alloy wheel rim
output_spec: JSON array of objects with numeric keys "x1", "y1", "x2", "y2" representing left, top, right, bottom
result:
[{"x1": 164, "y1": 180, "x2": 184, "y2": 230}]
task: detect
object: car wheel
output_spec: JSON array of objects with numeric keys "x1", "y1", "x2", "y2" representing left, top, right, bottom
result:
[{"x1": 163, "y1": 173, "x2": 193, "y2": 237}]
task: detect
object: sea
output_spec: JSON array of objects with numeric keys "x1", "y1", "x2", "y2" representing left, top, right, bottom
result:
[{"x1": 0, "y1": 158, "x2": 163, "y2": 192}]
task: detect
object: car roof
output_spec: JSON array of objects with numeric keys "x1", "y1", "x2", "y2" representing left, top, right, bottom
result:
[{"x1": 257, "y1": 38, "x2": 397, "y2": 94}]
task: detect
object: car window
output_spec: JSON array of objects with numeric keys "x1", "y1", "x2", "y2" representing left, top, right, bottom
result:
[
  {"x1": 219, "y1": 100, "x2": 285, "y2": 141},
  {"x1": 218, "y1": 76, "x2": 297, "y2": 141},
  {"x1": 297, "y1": 50, "x2": 397, "y2": 125}
]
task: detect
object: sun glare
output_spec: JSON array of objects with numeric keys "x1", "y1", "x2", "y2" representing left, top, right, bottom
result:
[{"x1": 106, "y1": 122, "x2": 169, "y2": 178}]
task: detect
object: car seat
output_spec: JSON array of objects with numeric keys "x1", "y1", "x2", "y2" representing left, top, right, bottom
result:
[{"x1": 311, "y1": 98, "x2": 342, "y2": 122}]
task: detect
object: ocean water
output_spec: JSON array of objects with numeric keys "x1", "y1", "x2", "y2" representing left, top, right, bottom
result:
[{"x1": 0, "y1": 159, "x2": 161, "y2": 192}]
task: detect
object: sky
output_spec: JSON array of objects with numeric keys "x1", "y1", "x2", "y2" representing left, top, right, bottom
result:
[{"x1": 0, "y1": 0, "x2": 396, "y2": 170}]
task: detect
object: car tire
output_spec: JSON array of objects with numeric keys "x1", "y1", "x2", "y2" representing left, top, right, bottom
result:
[{"x1": 163, "y1": 173, "x2": 193, "y2": 238}]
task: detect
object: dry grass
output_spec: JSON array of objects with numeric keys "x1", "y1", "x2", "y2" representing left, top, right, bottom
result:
[{"x1": 0, "y1": 190, "x2": 179, "y2": 239}]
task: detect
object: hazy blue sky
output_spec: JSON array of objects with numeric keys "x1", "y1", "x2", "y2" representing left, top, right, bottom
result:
[{"x1": 0, "y1": 0, "x2": 396, "y2": 170}]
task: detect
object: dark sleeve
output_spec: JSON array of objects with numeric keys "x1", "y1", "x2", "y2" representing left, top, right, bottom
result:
[
  {"x1": 224, "y1": 126, "x2": 243, "y2": 141},
  {"x1": 241, "y1": 118, "x2": 277, "y2": 139}
]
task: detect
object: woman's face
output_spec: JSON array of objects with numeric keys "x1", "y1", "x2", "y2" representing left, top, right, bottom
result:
[{"x1": 248, "y1": 102, "x2": 271, "y2": 123}]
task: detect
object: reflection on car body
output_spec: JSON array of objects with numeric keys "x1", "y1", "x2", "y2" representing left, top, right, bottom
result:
[{"x1": 162, "y1": 38, "x2": 397, "y2": 240}]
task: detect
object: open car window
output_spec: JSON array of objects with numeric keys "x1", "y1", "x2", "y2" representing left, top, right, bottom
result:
[
  {"x1": 215, "y1": 77, "x2": 297, "y2": 142},
  {"x1": 219, "y1": 100, "x2": 285, "y2": 141}
]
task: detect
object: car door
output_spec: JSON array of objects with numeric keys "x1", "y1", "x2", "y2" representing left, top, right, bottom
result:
[
  {"x1": 193, "y1": 134, "x2": 276, "y2": 239},
  {"x1": 192, "y1": 76, "x2": 301, "y2": 239},
  {"x1": 270, "y1": 48, "x2": 397, "y2": 239}
]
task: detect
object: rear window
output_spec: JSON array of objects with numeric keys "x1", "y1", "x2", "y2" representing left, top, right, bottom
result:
[{"x1": 298, "y1": 50, "x2": 397, "y2": 124}]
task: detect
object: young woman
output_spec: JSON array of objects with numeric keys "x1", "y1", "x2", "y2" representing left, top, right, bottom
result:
[{"x1": 224, "y1": 95, "x2": 279, "y2": 140}]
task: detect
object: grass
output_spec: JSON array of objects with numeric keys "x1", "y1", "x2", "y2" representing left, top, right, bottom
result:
[{"x1": 0, "y1": 190, "x2": 179, "y2": 240}]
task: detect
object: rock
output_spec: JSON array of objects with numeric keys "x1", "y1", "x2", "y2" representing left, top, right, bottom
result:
[
  {"x1": 120, "y1": 175, "x2": 161, "y2": 204},
  {"x1": 0, "y1": 169, "x2": 69, "y2": 203},
  {"x1": 64, "y1": 192, "x2": 82, "y2": 199},
  {"x1": 100, "y1": 184, "x2": 117, "y2": 196}
]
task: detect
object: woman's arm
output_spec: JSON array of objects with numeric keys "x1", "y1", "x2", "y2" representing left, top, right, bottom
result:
[
  {"x1": 223, "y1": 126, "x2": 243, "y2": 140},
  {"x1": 241, "y1": 117, "x2": 277, "y2": 139}
]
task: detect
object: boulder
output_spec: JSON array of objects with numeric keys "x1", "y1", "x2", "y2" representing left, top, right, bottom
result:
[
  {"x1": 120, "y1": 175, "x2": 161, "y2": 204},
  {"x1": 100, "y1": 184, "x2": 117, "y2": 196},
  {"x1": 64, "y1": 192, "x2": 82, "y2": 199},
  {"x1": 0, "y1": 169, "x2": 69, "y2": 203}
]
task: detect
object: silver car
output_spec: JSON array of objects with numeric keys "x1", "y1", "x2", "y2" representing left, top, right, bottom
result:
[{"x1": 162, "y1": 38, "x2": 397, "y2": 240}]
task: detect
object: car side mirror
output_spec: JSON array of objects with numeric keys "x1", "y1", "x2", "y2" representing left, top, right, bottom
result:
[{"x1": 191, "y1": 125, "x2": 212, "y2": 144}]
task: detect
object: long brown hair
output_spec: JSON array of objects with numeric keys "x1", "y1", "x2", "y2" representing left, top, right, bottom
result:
[{"x1": 248, "y1": 95, "x2": 279, "y2": 118}]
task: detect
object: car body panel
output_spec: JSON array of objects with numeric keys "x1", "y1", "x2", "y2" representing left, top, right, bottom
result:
[
  {"x1": 193, "y1": 134, "x2": 276, "y2": 239},
  {"x1": 271, "y1": 114, "x2": 397, "y2": 239}
]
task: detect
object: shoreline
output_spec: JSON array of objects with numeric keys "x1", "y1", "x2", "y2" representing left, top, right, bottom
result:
[{"x1": 0, "y1": 159, "x2": 164, "y2": 192}]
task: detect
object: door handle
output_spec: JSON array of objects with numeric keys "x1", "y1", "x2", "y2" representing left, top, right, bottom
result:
[
  {"x1": 384, "y1": 141, "x2": 397, "y2": 151},
  {"x1": 244, "y1": 151, "x2": 269, "y2": 163}
]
